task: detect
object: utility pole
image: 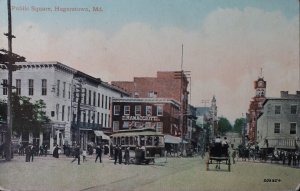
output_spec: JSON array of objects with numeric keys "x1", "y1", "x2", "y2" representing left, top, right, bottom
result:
[
  {"x1": 174, "y1": 44, "x2": 191, "y2": 156},
  {"x1": 5, "y1": 0, "x2": 14, "y2": 161}
]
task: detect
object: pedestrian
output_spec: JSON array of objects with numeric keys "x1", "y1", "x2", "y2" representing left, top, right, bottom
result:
[
  {"x1": 30, "y1": 144, "x2": 34, "y2": 162},
  {"x1": 39, "y1": 145, "x2": 44, "y2": 156},
  {"x1": 52, "y1": 145, "x2": 60, "y2": 158},
  {"x1": 114, "y1": 145, "x2": 119, "y2": 165},
  {"x1": 118, "y1": 146, "x2": 123, "y2": 164},
  {"x1": 25, "y1": 144, "x2": 31, "y2": 162},
  {"x1": 232, "y1": 149, "x2": 237, "y2": 164},
  {"x1": 95, "y1": 145, "x2": 102, "y2": 163},
  {"x1": 82, "y1": 149, "x2": 87, "y2": 162},
  {"x1": 71, "y1": 145, "x2": 81, "y2": 165},
  {"x1": 124, "y1": 147, "x2": 130, "y2": 165},
  {"x1": 44, "y1": 144, "x2": 48, "y2": 157}
]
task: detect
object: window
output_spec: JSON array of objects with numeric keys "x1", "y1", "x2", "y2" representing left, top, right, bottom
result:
[
  {"x1": 2, "y1": 79, "x2": 7, "y2": 95},
  {"x1": 105, "y1": 96, "x2": 108, "y2": 109},
  {"x1": 156, "y1": 122, "x2": 163, "y2": 132},
  {"x1": 135, "y1": 105, "x2": 141, "y2": 115},
  {"x1": 113, "y1": 121, "x2": 119, "y2": 131},
  {"x1": 101, "y1": 94, "x2": 104, "y2": 108},
  {"x1": 98, "y1": 93, "x2": 100, "y2": 107},
  {"x1": 109, "y1": 97, "x2": 111, "y2": 110},
  {"x1": 274, "y1": 123, "x2": 280, "y2": 133},
  {"x1": 93, "y1": 92, "x2": 96, "y2": 106},
  {"x1": 83, "y1": 88, "x2": 87, "y2": 104},
  {"x1": 145, "y1": 122, "x2": 152, "y2": 128},
  {"x1": 88, "y1": 90, "x2": 91, "y2": 105},
  {"x1": 124, "y1": 106, "x2": 130, "y2": 115},
  {"x1": 28, "y1": 79, "x2": 34, "y2": 96},
  {"x1": 16, "y1": 79, "x2": 21, "y2": 95},
  {"x1": 56, "y1": 104, "x2": 59, "y2": 120},
  {"x1": 73, "y1": 85, "x2": 76, "y2": 102},
  {"x1": 157, "y1": 105, "x2": 163, "y2": 116},
  {"x1": 42, "y1": 79, "x2": 47, "y2": 96},
  {"x1": 56, "y1": 80, "x2": 60, "y2": 97},
  {"x1": 123, "y1": 121, "x2": 129, "y2": 128},
  {"x1": 101, "y1": 113, "x2": 103, "y2": 126},
  {"x1": 62, "y1": 82, "x2": 66, "y2": 98},
  {"x1": 291, "y1": 105, "x2": 297, "y2": 114},
  {"x1": 114, "y1": 105, "x2": 120, "y2": 115},
  {"x1": 135, "y1": 122, "x2": 142, "y2": 128},
  {"x1": 92, "y1": 111, "x2": 96, "y2": 124},
  {"x1": 62, "y1": 105, "x2": 65, "y2": 121},
  {"x1": 105, "y1": 114, "x2": 107, "y2": 127},
  {"x1": 275, "y1": 105, "x2": 281, "y2": 114},
  {"x1": 290, "y1": 123, "x2": 296, "y2": 134},
  {"x1": 146, "y1": 106, "x2": 152, "y2": 116},
  {"x1": 148, "y1": 91, "x2": 157, "y2": 98},
  {"x1": 67, "y1": 106, "x2": 70, "y2": 121},
  {"x1": 97, "y1": 112, "x2": 100, "y2": 124},
  {"x1": 83, "y1": 111, "x2": 86, "y2": 123},
  {"x1": 88, "y1": 110, "x2": 91, "y2": 124},
  {"x1": 68, "y1": 84, "x2": 71, "y2": 99}
]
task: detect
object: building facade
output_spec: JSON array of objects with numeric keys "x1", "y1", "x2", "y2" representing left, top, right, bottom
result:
[
  {"x1": 247, "y1": 77, "x2": 267, "y2": 144},
  {"x1": 257, "y1": 91, "x2": 300, "y2": 150},
  {"x1": 0, "y1": 62, "x2": 128, "y2": 152},
  {"x1": 111, "y1": 98, "x2": 180, "y2": 135},
  {"x1": 111, "y1": 71, "x2": 190, "y2": 139}
]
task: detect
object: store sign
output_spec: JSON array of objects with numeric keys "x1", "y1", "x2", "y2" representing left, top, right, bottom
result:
[{"x1": 122, "y1": 115, "x2": 160, "y2": 122}]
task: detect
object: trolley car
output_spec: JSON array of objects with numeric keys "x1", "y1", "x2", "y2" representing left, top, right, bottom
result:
[{"x1": 110, "y1": 128, "x2": 165, "y2": 164}]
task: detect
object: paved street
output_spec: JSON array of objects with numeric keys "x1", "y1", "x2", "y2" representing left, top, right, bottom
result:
[{"x1": 0, "y1": 154, "x2": 299, "y2": 191}]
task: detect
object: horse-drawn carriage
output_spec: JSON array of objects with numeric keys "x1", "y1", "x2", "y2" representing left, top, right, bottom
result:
[{"x1": 206, "y1": 141, "x2": 231, "y2": 171}]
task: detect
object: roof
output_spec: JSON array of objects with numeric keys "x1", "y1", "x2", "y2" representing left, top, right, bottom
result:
[{"x1": 112, "y1": 98, "x2": 180, "y2": 108}]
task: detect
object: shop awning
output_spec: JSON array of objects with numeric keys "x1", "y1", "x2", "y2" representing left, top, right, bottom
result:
[
  {"x1": 94, "y1": 131, "x2": 110, "y2": 140},
  {"x1": 164, "y1": 134, "x2": 188, "y2": 144}
]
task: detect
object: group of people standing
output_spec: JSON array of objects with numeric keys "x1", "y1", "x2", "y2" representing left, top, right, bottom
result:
[{"x1": 114, "y1": 145, "x2": 130, "y2": 165}]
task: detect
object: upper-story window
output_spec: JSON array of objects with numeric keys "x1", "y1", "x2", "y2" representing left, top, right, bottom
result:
[
  {"x1": 274, "y1": 123, "x2": 280, "y2": 133},
  {"x1": 109, "y1": 97, "x2": 111, "y2": 110},
  {"x1": 16, "y1": 79, "x2": 21, "y2": 95},
  {"x1": 2, "y1": 79, "x2": 7, "y2": 95},
  {"x1": 146, "y1": 106, "x2": 152, "y2": 116},
  {"x1": 41, "y1": 79, "x2": 47, "y2": 96},
  {"x1": 93, "y1": 91, "x2": 96, "y2": 106},
  {"x1": 105, "y1": 96, "x2": 108, "y2": 109},
  {"x1": 157, "y1": 105, "x2": 163, "y2": 116},
  {"x1": 290, "y1": 123, "x2": 296, "y2": 134},
  {"x1": 68, "y1": 84, "x2": 71, "y2": 99},
  {"x1": 56, "y1": 80, "x2": 60, "y2": 97},
  {"x1": 28, "y1": 79, "x2": 34, "y2": 96},
  {"x1": 98, "y1": 93, "x2": 100, "y2": 107},
  {"x1": 88, "y1": 90, "x2": 91, "y2": 105},
  {"x1": 275, "y1": 105, "x2": 281, "y2": 115},
  {"x1": 291, "y1": 105, "x2": 297, "y2": 114},
  {"x1": 101, "y1": 94, "x2": 104, "y2": 108},
  {"x1": 62, "y1": 82, "x2": 66, "y2": 98},
  {"x1": 148, "y1": 91, "x2": 157, "y2": 98},
  {"x1": 135, "y1": 105, "x2": 141, "y2": 115},
  {"x1": 83, "y1": 88, "x2": 87, "y2": 104},
  {"x1": 114, "y1": 105, "x2": 120, "y2": 115},
  {"x1": 124, "y1": 106, "x2": 130, "y2": 115}
]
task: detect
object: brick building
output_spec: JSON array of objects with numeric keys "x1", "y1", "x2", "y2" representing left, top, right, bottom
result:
[
  {"x1": 111, "y1": 98, "x2": 181, "y2": 135},
  {"x1": 111, "y1": 71, "x2": 189, "y2": 137},
  {"x1": 247, "y1": 77, "x2": 267, "y2": 144}
]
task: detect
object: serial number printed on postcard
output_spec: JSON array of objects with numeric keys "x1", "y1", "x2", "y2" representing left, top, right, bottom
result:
[
  {"x1": 263, "y1": 178, "x2": 281, "y2": 183},
  {"x1": 12, "y1": 5, "x2": 103, "y2": 13}
]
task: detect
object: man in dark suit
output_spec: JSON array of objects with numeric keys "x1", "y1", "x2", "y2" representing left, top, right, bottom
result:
[
  {"x1": 71, "y1": 145, "x2": 81, "y2": 165},
  {"x1": 95, "y1": 145, "x2": 102, "y2": 163}
]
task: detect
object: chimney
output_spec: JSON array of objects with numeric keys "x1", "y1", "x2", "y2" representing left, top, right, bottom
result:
[{"x1": 280, "y1": 91, "x2": 288, "y2": 98}]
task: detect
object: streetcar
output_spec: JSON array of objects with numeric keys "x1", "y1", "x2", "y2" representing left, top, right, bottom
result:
[{"x1": 110, "y1": 128, "x2": 165, "y2": 164}]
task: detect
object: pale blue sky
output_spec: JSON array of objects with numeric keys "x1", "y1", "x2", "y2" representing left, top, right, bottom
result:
[{"x1": 0, "y1": 0, "x2": 298, "y2": 33}]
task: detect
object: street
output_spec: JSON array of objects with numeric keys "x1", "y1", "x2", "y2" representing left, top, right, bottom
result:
[{"x1": 0, "y1": 154, "x2": 299, "y2": 191}]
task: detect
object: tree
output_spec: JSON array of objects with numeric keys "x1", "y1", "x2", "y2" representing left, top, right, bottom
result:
[
  {"x1": 233, "y1": 118, "x2": 244, "y2": 135},
  {"x1": 217, "y1": 117, "x2": 232, "y2": 136},
  {"x1": 0, "y1": 99, "x2": 7, "y2": 122},
  {"x1": 1, "y1": 94, "x2": 50, "y2": 136}
]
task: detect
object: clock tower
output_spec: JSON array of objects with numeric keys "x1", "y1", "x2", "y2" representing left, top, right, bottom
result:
[{"x1": 247, "y1": 71, "x2": 267, "y2": 144}]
